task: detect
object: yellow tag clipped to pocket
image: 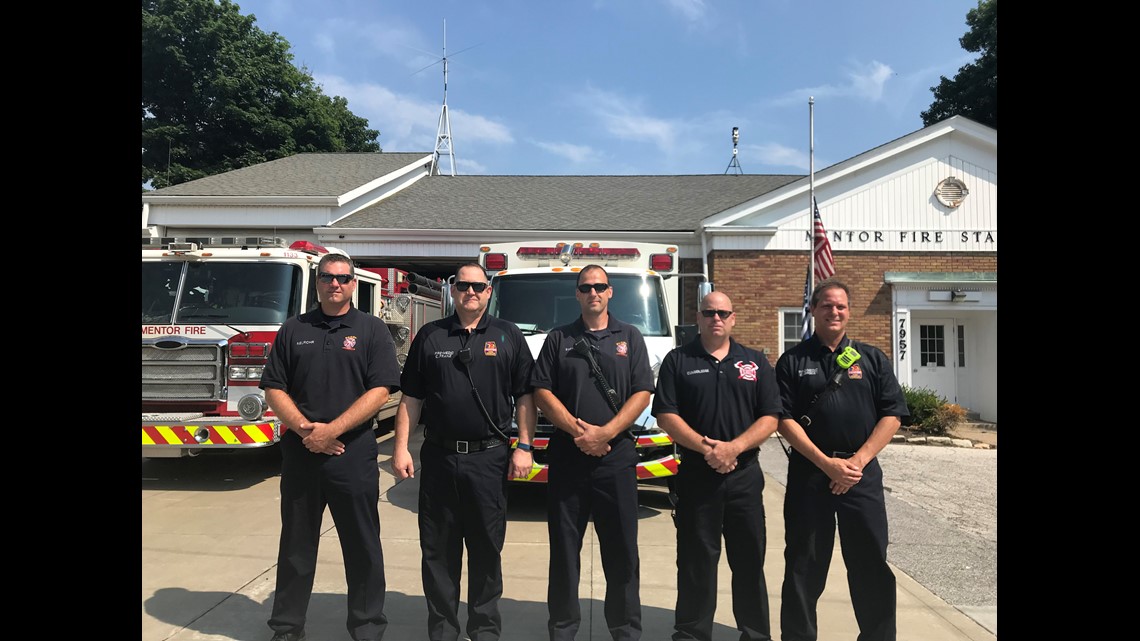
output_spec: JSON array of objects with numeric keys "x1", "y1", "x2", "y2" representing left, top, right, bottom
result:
[{"x1": 836, "y1": 345, "x2": 861, "y2": 369}]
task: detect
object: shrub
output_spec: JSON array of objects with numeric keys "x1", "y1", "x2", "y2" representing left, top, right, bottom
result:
[
  {"x1": 902, "y1": 386, "x2": 944, "y2": 432},
  {"x1": 931, "y1": 403, "x2": 967, "y2": 435}
]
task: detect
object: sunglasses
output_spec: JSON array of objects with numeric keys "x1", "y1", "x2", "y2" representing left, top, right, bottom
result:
[
  {"x1": 700, "y1": 309, "x2": 734, "y2": 320},
  {"x1": 455, "y1": 281, "x2": 489, "y2": 293},
  {"x1": 577, "y1": 283, "x2": 610, "y2": 293},
  {"x1": 318, "y1": 272, "x2": 354, "y2": 284}
]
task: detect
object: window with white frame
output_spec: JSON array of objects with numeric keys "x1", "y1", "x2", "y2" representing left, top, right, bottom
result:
[{"x1": 778, "y1": 308, "x2": 806, "y2": 355}]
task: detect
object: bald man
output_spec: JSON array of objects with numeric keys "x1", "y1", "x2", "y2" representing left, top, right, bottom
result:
[{"x1": 651, "y1": 291, "x2": 781, "y2": 641}]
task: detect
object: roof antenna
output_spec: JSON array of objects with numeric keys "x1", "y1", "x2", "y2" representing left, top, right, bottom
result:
[
  {"x1": 431, "y1": 20, "x2": 457, "y2": 176},
  {"x1": 724, "y1": 126, "x2": 743, "y2": 175}
]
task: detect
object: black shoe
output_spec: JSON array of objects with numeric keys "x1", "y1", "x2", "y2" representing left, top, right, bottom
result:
[{"x1": 270, "y1": 631, "x2": 306, "y2": 641}]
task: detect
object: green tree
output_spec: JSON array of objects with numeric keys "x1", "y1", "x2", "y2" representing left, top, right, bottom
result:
[
  {"x1": 920, "y1": 0, "x2": 997, "y2": 129},
  {"x1": 142, "y1": 0, "x2": 380, "y2": 189}
]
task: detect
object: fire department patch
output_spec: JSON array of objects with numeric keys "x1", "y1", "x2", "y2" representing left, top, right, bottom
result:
[
  {"x1": 484, "y1": 341, "x2": 498, "y2": 356},
  {"x1": 342, "y1": 335, "x2": 357, "y2": 351},
  {"x1": 848, "y1": 364, "x2": 863, "y2": 380},
  {"x1": 615, "y1": 341, "x2": 628, "y2": 357},
  {"x1": 735, "y1": 360, "x2": 759, "y2": 381}
]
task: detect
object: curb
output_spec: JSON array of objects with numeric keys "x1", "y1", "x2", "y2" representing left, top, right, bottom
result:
[{"x1": 892, "y1": 433, "x2": 994, "y2": 450}]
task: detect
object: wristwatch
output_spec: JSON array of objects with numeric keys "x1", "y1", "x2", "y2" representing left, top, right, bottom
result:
[{"x1": 515, "y1": 441, "x2": 534, "y2": 452}]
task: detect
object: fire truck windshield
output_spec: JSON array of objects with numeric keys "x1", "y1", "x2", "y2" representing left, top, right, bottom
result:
[
  {"x1": 487, "y1": 273, "x2": 670, "y2": 337},
  {"x1": 142, "y1": 261, "x2": 302, "y2": 325}
]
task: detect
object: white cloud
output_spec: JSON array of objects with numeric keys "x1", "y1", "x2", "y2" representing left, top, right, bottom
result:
[
  {"x1": 770, "y1": 60, "x2": 896, "y2": 106},
  {"x1": 532, "y1": 140, "x2": 603, "y2": 164},
  {"x1": 664, "y1": 0, "x2": 709, "y2": 22},
  {"x1": 748, "y1": 142, "x2": 809, "y2": 172},
  {"x1": 578, "y1": 88, "x2": 686, "y2": 154},
  {"x1": 315, "y1": 74, "x2": 513, "y2": 152}
]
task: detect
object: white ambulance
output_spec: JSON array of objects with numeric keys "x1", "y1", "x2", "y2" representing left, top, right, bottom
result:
[
  {"x1": 478, "y1": 240, "x2": 687, "y2": 483},
  {"x1": 142, "y1": 237, "x2": 441, "y2": 458}
]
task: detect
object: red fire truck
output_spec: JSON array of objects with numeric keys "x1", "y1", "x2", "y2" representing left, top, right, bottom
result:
[{"x1": 142, "y1": 237, "x2": 441, "y2": 459}]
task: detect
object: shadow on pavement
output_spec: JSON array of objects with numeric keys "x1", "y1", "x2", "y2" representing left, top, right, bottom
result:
[
  {"x1": 145, "y1": 586, "x2": 741, "y2": 641},
  {"x1": 141, "y1": 446, "x2": 282, "y2": 491}
]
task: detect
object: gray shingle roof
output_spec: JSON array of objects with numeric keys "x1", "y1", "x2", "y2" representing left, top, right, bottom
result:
[
  {"x1": 146, "y1": 152, "x2": 431, "y2": 197},
  {"x1": 337, "y1": 174, "x2": 802, "y2": 231}
]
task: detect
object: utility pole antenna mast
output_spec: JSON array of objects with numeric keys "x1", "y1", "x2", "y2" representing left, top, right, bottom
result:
[
  {"x1": 724, "y1": 126, "x2": 742, "y2": 175},
  {"x1": 431, "y1": 20, "x2": 457, "y2": 176}
]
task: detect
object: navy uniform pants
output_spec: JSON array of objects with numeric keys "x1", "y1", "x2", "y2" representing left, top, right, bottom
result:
[
  {"x1": 269, "y1": 427, "x2": 388, "y2": 641},
  {"x1": 546, "y1": 436, "x2": 641, "y2": 641},
  {"x1": 673, "y1": 458, "x2": 770, "y2": 641},
  {"x1": 780, "y1": 454, "x2": 894, "y2": 641},
  {"x1": 418, "y1": 440, "x2": 511, "y2": 641}
]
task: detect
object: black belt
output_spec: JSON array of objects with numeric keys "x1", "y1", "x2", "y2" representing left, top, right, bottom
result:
[
  {"x1": 832, "y1": 451, "x2": 855, "y2": 459},
  {"x1": 423, "y1": 428, "x2": 506, "y2": 454}
]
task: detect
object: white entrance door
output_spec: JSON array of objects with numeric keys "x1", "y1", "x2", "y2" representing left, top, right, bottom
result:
[{"x1": 912, "y1": 318, "x2": 958, "y2": 403}]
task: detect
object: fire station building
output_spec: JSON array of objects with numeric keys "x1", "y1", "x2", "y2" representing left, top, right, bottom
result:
[{"x1": 142, "y1": 115, "x2": 997, "y2": 422}]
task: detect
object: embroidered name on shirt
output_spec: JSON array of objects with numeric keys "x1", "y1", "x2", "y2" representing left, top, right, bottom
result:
[
  {"x1": 798, "y1": 368, "x2": 818, "y2": 376},
  {"x1": 434, "y1": 350, "x2": 456, "y2": 359},
  {"x1": 342, "y1": 336, "x2": 357, "y2": 351},
  {"x1": 296, "y1": 339, "x2": 315, "y2": 345},
  {"x1": 685, "y1": 368, "x2": 710, "y2": 376},
  {"x1": 735, "y1": 360, "x2": 759, "y2": 381}
]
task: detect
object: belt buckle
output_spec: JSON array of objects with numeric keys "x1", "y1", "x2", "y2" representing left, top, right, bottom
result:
[
  {"x1": 456, "y1": 440, "x2": 470, "y2": 454},
  {"x1": 799, "y1": 415, "x2": 812, "y2": 427}
]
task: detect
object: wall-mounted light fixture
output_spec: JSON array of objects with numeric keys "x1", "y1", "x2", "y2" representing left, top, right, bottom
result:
[{"x1": 951, "y1": 289, "x2": 968, "y2": 302}]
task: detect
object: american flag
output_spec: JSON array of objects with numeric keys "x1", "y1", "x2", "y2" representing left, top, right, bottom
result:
[
  {"x1": 802, "y1": 198, "x2": 836, "y2": 340},
  {"x1": 812, "y1": 198, "x2": 836, "y2": 281}
]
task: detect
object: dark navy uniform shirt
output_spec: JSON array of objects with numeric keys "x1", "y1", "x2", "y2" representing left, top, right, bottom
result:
[
  {"x1": 530, "y1": 315, "x2": 654, "y2": 441},
  {"x1": 652, "y1": 337, "x2": 781, "y2": 467},
  {"x1": 774, "y1": 334, "x2": 908, "y2": 454},
  {"x1": 260, "y1": 306, "x2": 402, "y2": 435},
  {"x1": 400, "y1": 312, "x2": 534, "y2": 440}
]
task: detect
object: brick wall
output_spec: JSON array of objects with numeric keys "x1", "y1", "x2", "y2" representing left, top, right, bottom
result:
[{"x1": 707, "y1": 251, "x2": 998, "y2": 366}]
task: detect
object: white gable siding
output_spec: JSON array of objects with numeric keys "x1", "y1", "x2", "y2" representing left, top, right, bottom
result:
[{"x1": 720, "y1": 129, "x2": 996, "y2": 254}]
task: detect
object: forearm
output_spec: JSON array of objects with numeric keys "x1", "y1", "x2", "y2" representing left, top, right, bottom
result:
[
  {"x1": 264, "y1": 389, "x2": 307, "y2": 433},
  {"x1": 777, "y1": 418, "x2": 830, "y2": 468},
  {"x1": 514, "y1": 394, "x2": 537, "y2": 445},
  {"x1": 731, "y1": 415, "x2": 779, "y2": 452},
  {"x1": 656, "y1": 412, "x2": 707, "y2": 452},
  {"x1": 394, "y1": 395, "x2": 423, "y2": 450},
  {"x1": 534, "y1": 388, "x2": 580, "y2": 437},
  {"x1": 328, "y1": 387, "x2": 391, "y2": 436},
  {"x1": 601, "y1": 391, "x2": 650, "y2": 440},
  {"x1": 854, "y1": 416, "x2": 901, "y2": 467}
]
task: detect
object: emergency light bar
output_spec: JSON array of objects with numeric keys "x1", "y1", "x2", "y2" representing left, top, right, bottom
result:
[{"x1": 142, "y1": 236, "x2": 288, "y2": 250}]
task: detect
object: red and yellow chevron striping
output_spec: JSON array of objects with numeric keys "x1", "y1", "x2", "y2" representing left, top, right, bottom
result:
[{"x1": 142, "y1": 423, "x2": 280, "y2": 447}]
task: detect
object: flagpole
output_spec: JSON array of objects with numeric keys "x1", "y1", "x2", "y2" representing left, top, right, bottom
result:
[{"x1": 808, "y1": 96, "x2": 815, "y2": 336}]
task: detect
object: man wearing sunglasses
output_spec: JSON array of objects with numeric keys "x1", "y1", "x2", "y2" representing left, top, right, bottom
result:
[
  {"x1": 651, "y1": 291, "x2": 781, "y2": 641},
  {"x1": 531, "y1": 265, "x2": 654, "y2": 641},
  {"x1": 392, "y1": 262, "x2": 536, "y2": 641},
  {"x1": 260, "y1": 252, "x2": 401, "y2": 641}
]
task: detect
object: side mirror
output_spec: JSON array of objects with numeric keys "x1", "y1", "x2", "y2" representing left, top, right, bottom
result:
[
  {"x1": 441, "y1": 275, "x2": 456, "y2": 316},
  {"x1": 675, "y1": 324, "x2": 699, "y2": 346}
]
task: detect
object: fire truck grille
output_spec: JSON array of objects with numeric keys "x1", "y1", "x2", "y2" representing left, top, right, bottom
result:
[
  {"x1": 142, "y1": 384, "x2": 217, "y2": 398},
  {"x1": 141, "y1": 345, "x2": 224, "y2": 400}
]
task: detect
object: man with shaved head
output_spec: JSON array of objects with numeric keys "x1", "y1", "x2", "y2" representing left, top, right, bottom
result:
[{"x1": 651, "y1": 291, "x2": 782, "y2": 641}]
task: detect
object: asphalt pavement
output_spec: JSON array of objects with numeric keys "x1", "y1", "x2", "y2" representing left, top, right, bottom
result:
[{"x1": 142, "y1": 427, "x2": 997, "y2": 641}]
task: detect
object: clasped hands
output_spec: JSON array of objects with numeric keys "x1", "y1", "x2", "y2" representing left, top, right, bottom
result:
[
  {"x1": 573, "y1": 418, "x2": 612, "y2": 457},
  {"x1": 297, "y1": 421, "x2": 346, "y2": 456},
  {"x1": 825, "y1": 456, "x2": 863, "y2": 495}
]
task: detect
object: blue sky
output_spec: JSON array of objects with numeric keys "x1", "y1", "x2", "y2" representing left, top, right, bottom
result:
[{"x1": 232, "y1": 0, "x2": 983, "y2": 176}]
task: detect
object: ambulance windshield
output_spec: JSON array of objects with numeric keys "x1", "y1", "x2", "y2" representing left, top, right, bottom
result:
[
  {"x1": 142, "y1": 261, "x2": 302, "y2": 324},
  {"x1": 487, "y1": 273, "x2": 670, "y2": 337}
]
